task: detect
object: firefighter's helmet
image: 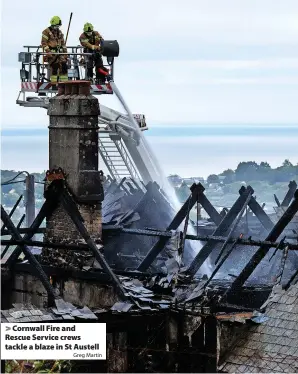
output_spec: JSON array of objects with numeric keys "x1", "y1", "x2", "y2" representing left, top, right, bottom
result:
[
  {"x1": 84, "y1": 23, "x2": 94, "y2": 32},
  {"x1": 50, "y1": 16, "x2": 62, "y2": 26}
]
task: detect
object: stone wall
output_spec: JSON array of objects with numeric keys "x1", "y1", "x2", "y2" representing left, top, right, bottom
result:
[
  {"x1": 42, "y1": 82, "x2": 104, "y2": 266},
  {"x1": 44, "y1": 203, "x2": 102, "y2": 244},
  {"x1": 10, "y1": 273, "x2": 119, "y2": 309}
]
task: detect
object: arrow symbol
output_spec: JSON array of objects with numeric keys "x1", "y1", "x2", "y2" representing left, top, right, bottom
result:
[{"x1": 5, "y1": 326, "x2": 11, "y2": 331}]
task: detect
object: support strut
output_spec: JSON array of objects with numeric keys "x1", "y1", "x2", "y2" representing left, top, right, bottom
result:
[
  {"x1": 187, "y1": 186, "x2": 254, "y2": 277},
  {"x1": 137, "y1": 183, "x2": 204, "y2": 272},
  {"x1": 227, "y1": 189, "x2": 298, "y2": 295},
  {"x1": 1, "y1": 205, "x2": 57, "y2": 303}
]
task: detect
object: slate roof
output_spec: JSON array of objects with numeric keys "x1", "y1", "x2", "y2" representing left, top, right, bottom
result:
[
  {"x1": 1, "y1": 301, "x2": 98, "y2": 323},
  {"x1": 220, "y1": 282, "x2": 298, "y2": 373}
]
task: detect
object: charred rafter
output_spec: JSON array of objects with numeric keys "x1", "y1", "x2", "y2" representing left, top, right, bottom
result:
[
  {"x1": 1, "y1": 178, "x2": 127, "y2": 301},
  {"x1": 227, "y1": 189, "x2": 298, "y2": 297},
  {"x1": 187, "y1": 186, "x2": 254, "y2": 277},
  {"x1": 2, "y1": 231, "x2": 298, "y2": 251},
  {"x1": 1, "y1": 205, "x2": 57, "y2": 303},
  {"x1": 137, "y1": 183, "x2": 222, "y2": 272}
]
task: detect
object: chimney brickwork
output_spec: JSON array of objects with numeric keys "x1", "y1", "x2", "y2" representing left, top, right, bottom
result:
[{"x1": 42, "y1": 81, "x2": 103, "y2": 267}]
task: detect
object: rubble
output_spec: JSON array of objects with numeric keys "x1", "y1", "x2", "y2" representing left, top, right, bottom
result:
[{"x1": 1, "y1": 170, "x2": 298, "y2": 372}]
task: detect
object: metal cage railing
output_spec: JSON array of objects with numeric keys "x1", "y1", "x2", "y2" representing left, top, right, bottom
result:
[{"x1": 19, "y1": 45, "x2": 116, "y2": 89}]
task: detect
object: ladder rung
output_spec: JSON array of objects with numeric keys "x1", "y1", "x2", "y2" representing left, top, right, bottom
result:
[{"x1": 101, "y1": 151, "x2": 120, "y2": 153}]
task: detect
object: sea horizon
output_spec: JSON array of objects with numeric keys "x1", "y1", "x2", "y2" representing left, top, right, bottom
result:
[
  {"x1": 1, "y1": 124, "x2": 297, "y2": 177},
  {"x1": 2, "y1": 124, "x2": 298, "y2": 137}
]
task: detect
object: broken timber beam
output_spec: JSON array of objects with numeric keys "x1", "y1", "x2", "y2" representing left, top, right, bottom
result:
[
  {"x1": 281, "y1": 180, "x2": 297, "y2": 207},
  {"x1": 1, "y1": 194, "x2": 23, "y2": 234},
  {"x1": 25, "y1": 174, "x2": 36, "y2": 228},
  {"x1": 187, "y1": 186, "x2": 254, "y2": 277},
  {"x1": 215, "y1": 189, "x2": 252, "y2": 264},
  {"x1": 137, "y1": 183, "x2": 204, "y2": 271},
  {"x1": 1, "y1": 214, "x2": 26, "y2": 259},
  {"x1": 227, "y1": 189, "x2": 298, "y2": 295},
  {"x1": 195, "y1": 183, "x2": 222, "y2": 225},
  {"x1": 1, "y1": 205, "x2": 57, "y2": 302},
  {"x1": 239, "y1": 186, "x2": 274, "y2": 231},
  {"x1": 60, "y1": 187, "x2": 128, "y2": 301},
  {"x1": 4, "y1": 195, "x2": 59, "y2": 268},
  {"x1": 2, "y1": 232, "x2": 298, "y2": 251},
  {"x1": 4, "y1": 197, "x2": 58, "y2": 268}
]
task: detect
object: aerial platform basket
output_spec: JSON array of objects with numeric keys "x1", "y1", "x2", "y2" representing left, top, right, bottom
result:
[
  {"x1": 15, "y1": 43, "x2": 154, "y2": 183},
  {"x1": 17, "y1": 42, "x2": 119, "y2": 107}
]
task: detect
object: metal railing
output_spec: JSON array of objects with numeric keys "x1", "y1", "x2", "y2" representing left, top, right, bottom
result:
[{"x1": 19, "y1": 45, "x2": 115, "y2": 86}]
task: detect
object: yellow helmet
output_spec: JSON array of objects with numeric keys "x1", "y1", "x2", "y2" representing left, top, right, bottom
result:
[
  {"x1": 84, "y1": 23, "x2": 94, "y2": 32},
  {"x1": 50, "y1": 16, "x2": 62, "y2": 26}
]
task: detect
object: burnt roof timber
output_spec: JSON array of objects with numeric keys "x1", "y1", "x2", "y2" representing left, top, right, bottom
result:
[
  {"x1": 12, "y1": 262, "x2": 154, "y2": 282},
  {"x1": 2, "y1": 225, "x2": 298, "y2": 243},
  {"x1": 284, "y1": 267, "x2": 298, "y2": 290},
  {"x1": 1, "y1": 214, "x2": 26, "y2": 259},
  {"x1": 215, "y1": 189, "x2": 253, "y2": 264},
  {"x1": 1, "y1": 179, "x2": 129, "y2": 302},
  {"x1": 59, "y1": 182, "x2": 128, "y2": 301},
  {"x1": 227, "y1": 189, "x2": 298, "y2": 296},
  {"x1": 195, "y1": 183, "x2": 222, "y2": 225},
  {"x1": 281, "y1": 180, "x2": 297, "y2": 207},
  {"x1": 2, "y1": 229, "x2": 298, "y2": 257},
  {"x1": 239, "y1": 186, "x2": 274, "y2": 231},
  {"x1": 0, "y1": 194, "x2": 23, "y2": 233},
  {"x1": 187, "y1": 186, "x2": 255, "y2": 277},
  {"x1": 137, "y1": 183, "x2": 208, "y2": 271},
  {"x1": 1, "y1": 205, "x2": 57, "y2": 303},
  {"x1": 4, "y1": 195, "x2": 59, "y2": 268}
]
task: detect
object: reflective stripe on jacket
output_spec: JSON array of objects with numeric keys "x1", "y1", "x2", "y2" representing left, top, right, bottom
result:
[
  {"x1": 41, "y1": 27, "x2": 67, "y2": 52},
  {"x1": 79, "y1": 31, "x2": 103, "y2": 50}
]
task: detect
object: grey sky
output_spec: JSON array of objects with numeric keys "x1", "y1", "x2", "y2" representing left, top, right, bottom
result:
[{"x1": 1, "y1": 0, "x2": 298, "y2": 128}]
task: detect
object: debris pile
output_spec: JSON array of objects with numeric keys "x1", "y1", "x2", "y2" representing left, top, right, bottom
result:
[{"x1": 1, "y1": 300, "x2": 97, "y2": 323}]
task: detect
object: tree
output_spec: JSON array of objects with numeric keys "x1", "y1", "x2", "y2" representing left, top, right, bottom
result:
[
  {"x1": 282, "y1": 159, "x2": 293, "y2": 168},
  {"x1": 273, "y1": 159, "x2": 296, "y2": 182},
  {"x1": 235, "y1": 161, "x2": 259, "y2": 181},
  {"x1": 221, "y1": 169, "x2": 235, "y2": 177},
  {"x1": 207, "y1": 174, "x2": 220, "y2": 184},
  {"x1": 220, "y1": 169, "x2": 235, "y2": 184},
  {"x1": 257, "y1": 161, "x2": 272, "y2": 181},
  {"x1": 259, "y1": 161, "x2": 271, "y2": 169}
]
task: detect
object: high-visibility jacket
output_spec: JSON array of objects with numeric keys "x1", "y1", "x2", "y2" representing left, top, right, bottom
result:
[
  {"x1": 79, "y1": 31, "x2": 103, "y2": 50},
  {"x1": 41, "y1": 27, "x2": 67, "y2": 53}
]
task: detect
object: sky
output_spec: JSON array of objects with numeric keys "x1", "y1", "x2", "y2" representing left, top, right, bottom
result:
[{"x1": 1, "y1": 0, "x2": 298, "y2": 177}]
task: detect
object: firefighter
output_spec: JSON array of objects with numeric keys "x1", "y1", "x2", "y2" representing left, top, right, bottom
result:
[
  {"x1": 41, "y1": 16, "x2": 68, "y2": 83},
  {"x1": 79, "y1": 23, "x2": 109, "y2": 84}
]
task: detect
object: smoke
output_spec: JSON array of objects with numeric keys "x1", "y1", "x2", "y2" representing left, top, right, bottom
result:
[{"x1": 110, "y1": 82, "x2": 212, "y2": 276}]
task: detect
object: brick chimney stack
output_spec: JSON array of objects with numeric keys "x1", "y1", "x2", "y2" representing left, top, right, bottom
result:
[{"x1": 43, "y1": 81, "x2": 103, "y2": 266}]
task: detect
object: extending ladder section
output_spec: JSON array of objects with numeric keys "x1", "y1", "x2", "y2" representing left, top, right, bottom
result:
[{"x1": 98, "y1": 130, "x2": 141, "y2": 181}]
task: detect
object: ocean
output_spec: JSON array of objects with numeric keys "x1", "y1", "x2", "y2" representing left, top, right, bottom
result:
[{"x1": 1, "y1": 125, "x2": 297, "y2": 177}]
